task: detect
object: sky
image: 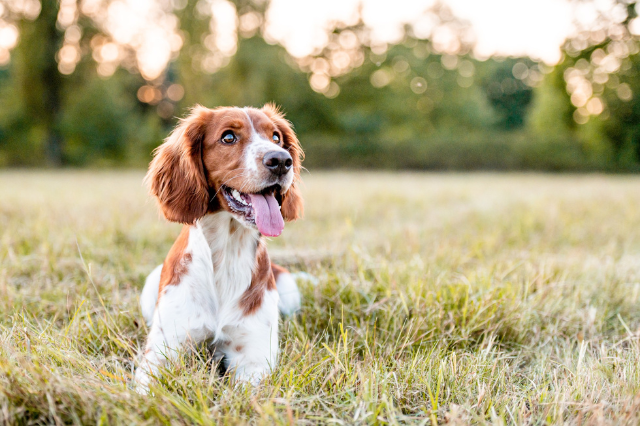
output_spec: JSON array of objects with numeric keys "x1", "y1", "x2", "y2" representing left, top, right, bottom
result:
[
  {"x1": 445, "y1": 0, "x2": 574, "y2": 63},
  {"x1": 265, "y1": 0, "x2": 577, "y2": 64},
  {"x1": 0, "y1": 0, "x2": 610, "y2": 82}
]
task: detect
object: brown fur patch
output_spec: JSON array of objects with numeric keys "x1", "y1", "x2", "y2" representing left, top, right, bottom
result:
[
  {"x1": 158, "y1": 226, "x2": 192, "y2": 296},
  {"x1": 280, "y1": 183, "x2": 304, "y2": 222},
  {"x1": 239, "y1": 241, "x2": 276, "y2": 316},
  {"x1": 146, "y1": 106, "x2": 212, "y2": 225}
]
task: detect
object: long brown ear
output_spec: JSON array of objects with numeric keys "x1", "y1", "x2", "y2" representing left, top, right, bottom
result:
[
  {"x1": 145, "y1": 106, "x2": 212, "y2": 224},
  {"x1": 280, "y1": 182, "x2": 304, "y2": 221},
  {"x1": 262, "y1": 103, "x2": 304, "y2": 221}
]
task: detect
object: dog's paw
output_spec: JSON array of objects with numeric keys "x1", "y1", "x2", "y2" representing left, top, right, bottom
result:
[
  {"x1": 133, "y1": 369, "x2": 153, "y2": 395},
  {"x1": 232, "y1": 364, "x2": 269, "y2": 389}
]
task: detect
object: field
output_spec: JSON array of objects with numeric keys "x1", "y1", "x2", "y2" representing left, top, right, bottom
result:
[{"x1": 1, "y1": 171, "x2": 640, "y2": 425}]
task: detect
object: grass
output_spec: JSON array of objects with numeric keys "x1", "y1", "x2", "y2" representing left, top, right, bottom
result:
[{"x1": 1, "y1": 171, "x2": 640, "y2": 425}]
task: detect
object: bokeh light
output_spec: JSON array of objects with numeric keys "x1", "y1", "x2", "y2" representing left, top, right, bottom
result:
[
  {"x1": 410, "y1": 76, "x2": 427, "y2": 94},
  {"x1": 370, "y1": 69, "x2": 391, "y2": 88},
  {"x1": 0, "y1": 0, "x2": 637, "y2": 116},
  {"x1": 166, "y1": 83, "x2": 185, "y2": 102},
  {"x1": 74, "y1": 0, "x2": 185, "y2": 80},
  {"x1": 561, "y1": 2, "x2": 640, "y2": 124},
  {"x1": 137, "y1": 85, "x2": 162, "y2": 104}
]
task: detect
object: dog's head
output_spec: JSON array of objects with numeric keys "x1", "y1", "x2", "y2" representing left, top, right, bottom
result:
[{"x1": 146, "y1": 104, "x2": 304, "y2": 236}]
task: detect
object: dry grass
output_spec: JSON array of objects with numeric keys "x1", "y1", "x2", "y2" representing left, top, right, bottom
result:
[{"x1": 1, "y1": 170, "x2": 640, "y2": 425}]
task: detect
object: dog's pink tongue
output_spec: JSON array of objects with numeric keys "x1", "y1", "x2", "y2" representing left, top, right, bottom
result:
[{"x1": 249, "y1": 193, "x2": 284, "y2": 237}]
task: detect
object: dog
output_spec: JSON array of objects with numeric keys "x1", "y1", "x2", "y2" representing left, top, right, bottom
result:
[{"x1": 134, "y1": 104, "x2": 303, "y2": 391}]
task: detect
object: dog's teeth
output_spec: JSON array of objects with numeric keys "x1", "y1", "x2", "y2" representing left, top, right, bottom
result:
[{"x1": 232, "y1": 189, "x2": 243, "y2": 202}]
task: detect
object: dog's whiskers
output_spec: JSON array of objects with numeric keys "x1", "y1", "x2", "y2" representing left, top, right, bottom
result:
[{"x1": 210, "y1": 171, "x2": 250, "y2": 201}]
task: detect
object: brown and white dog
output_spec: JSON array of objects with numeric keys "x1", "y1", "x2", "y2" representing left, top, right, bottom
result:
[{"x1": 135, "y1": 104, "x2": 303, "y2": 391}]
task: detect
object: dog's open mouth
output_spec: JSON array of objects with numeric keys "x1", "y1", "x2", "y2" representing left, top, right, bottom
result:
[{"x1": 221, "y1": 184, "x2": 284, "y2": 237}]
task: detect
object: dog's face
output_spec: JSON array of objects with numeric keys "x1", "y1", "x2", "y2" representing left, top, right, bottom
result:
[{"x1": 146, "y1": 104, "x2": 304, "y2": 236}]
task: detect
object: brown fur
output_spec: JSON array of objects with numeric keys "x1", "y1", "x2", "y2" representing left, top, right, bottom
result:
[
  {"x1": 240, "y1": 242, "x2": 277, "y2": 316},
  {"x1": 146, "y1": 106, "x2": 212, "y2": 225},
  {"x1": 158, "y1": 226, "x2": 192, "y2": 295}
]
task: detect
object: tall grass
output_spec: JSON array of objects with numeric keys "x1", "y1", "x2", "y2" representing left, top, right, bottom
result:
[{"x1": 0, "y1": 171, "x2": 639, "y2": 425}]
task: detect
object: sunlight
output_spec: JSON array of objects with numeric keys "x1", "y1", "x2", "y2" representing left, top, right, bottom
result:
[
  {"x1": 263, "y1": 0, "x2": 578, "y2": 64},
  {"x1": 75, "y1": 0, "x2": 183, "y2": 80},
  {"x1": 0, "y1": 22, "x2": 17, "y2": 66},
  {"x1": 446, "y1": 0, "x2": 574, "y2": 63},
  {"x1": 0, "y1": 0, "x2": 635, "y2": 121},
  {"x1": 0, "y1": 22, "x2": 17, "y2": 49},
  {"x1": 0, "y1": 0, "x2": 628, "y2": 82}
]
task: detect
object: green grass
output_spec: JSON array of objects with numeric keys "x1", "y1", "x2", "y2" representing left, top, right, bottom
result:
[{"x1": 1, "y1": 171, "x2": 640, "y2": 425}]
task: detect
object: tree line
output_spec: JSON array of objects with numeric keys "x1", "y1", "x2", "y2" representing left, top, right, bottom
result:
[{"x1": 0, "y1": 0, "x2": 639, "y2": 171}]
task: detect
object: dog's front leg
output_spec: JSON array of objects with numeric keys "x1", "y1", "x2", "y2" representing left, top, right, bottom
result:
[
  {"x1": 135, "y1": 287, "x2": 211, "y2": 393},
  {"x1": 219, "y1": 301, "x2": 279, "y2": 386}
]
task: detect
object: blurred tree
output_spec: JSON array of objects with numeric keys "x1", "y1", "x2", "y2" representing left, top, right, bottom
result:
[
  {"x1": 6, "y1": 0, "x2": 64, "y2": 165},
  {"x1": 526, "y1": 65, "x2": 574, "y2": 139},
  {"x1": 481, "y1": 59, "x2": 533, "y2": 129},
  {"x1": 600, "y1": 53, "x2": 640, "y2": 167},
  {"x1": 0, "y1": 0, "x2": 639, "y2": 171},
  {"x1": 551, "y1": 0, "x2": 640, "y2": 168}
]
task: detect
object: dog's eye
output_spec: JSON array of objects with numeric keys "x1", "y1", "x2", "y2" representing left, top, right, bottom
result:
[
  {"x1": 272, "y1": 133, "x2": 280, "y2": 144},
  {"x1": 221, "y1": 131, "x2": 237, "y2": 145}
]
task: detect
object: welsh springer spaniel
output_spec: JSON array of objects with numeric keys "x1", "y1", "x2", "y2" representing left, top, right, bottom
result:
[{"x1": 135, "y1": 104, "x2": 303, "y2": 391}]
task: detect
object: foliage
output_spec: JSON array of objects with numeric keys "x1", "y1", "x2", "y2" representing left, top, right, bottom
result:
[
  {"x1": 600, "y1": 54, "x2": 640, "y2": 166},
  {"x1": 1, "y1": 0, "x2": 640, "y2": 170},
  {"x1": 480, "y1": 58, "x2": 534, "y2": 130}
]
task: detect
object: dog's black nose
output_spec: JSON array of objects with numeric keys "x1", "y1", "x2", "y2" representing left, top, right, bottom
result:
[{"x1": 263, "y1": 151, "x2": 292, "y2": 176}]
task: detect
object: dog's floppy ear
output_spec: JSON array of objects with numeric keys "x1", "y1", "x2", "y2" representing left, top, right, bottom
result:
[
  {"x1": 145, "y1": 106, "x2": 212, "y2": 224},
  {"x1": 280, "y1": 182, "x2": 304, "y2": 221},
  {"x1": 262, "y1": 103, "x2": 304, "y2": 221}
]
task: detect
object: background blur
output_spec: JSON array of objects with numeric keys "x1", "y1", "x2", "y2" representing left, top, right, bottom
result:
[{"x1": 0, "y1": 0, "x2": 639, "y2": 171}]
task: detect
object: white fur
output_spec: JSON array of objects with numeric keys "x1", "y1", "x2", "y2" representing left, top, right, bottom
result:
[
  {"x1": 276, "y1": 273, "x2": 301, "y2": 316},
  {"x1": 135, "y1": 212, "x2": 285, "y2": 392},
  {"x1": 140, "y1": 264, "x2": 162, "y2": 326},
  {"x1": 242, "y1": 108, "x2": 294, "y2": 191}
]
